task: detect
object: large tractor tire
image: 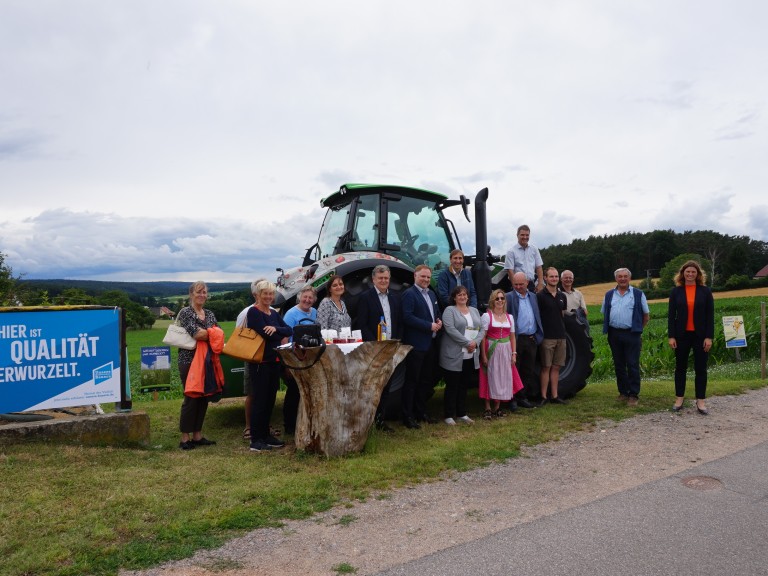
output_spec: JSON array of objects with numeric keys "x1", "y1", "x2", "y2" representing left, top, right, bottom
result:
[{"x1": 535, "y1": 312, "x2": 594, "y2": 399}]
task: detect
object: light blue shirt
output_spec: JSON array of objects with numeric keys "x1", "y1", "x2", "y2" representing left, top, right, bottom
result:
[
  {"x1": 283, "y1": 306, "x2": 318, "y2": 342},
  {"x1": 515, "y1": 292, "x2": 536, "y2": 335},
  {"x1": 504, "y1": 243, "x2": 543, "y2": 282},
  {"x1": 602, "y1": 289, "x2": 648, "y2": 329}
]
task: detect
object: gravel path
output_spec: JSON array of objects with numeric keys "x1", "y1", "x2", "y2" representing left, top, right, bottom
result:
[{"x1": 122, "y1": 387, "x2": 768, "y2": 576}]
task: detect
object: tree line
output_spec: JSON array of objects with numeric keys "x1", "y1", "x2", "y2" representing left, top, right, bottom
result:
[
  {"x1": 540, "y1": 229, "x2": 767, "y2": 289},
  {"x1": 4, "y1": 229, "x2": 767, "y2": 327}
]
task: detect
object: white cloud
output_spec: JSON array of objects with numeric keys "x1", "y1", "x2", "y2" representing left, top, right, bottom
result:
[{"x1": 1, "y1": 1, "x2": 766, "y2": 281}]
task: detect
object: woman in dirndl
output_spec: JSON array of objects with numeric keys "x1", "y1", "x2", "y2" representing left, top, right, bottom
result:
[{"x1": 479, "y1": 288, "x2": 523, "y2": 419}]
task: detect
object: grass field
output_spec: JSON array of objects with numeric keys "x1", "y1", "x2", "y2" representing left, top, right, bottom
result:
[{"x1": 1, "y1": 289, "x2": 766, "y2": 576}]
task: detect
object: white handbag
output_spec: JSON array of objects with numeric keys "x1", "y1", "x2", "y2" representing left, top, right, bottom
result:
[{"x1": 162, "y1": 319, "x2": 197, "y2": 350}]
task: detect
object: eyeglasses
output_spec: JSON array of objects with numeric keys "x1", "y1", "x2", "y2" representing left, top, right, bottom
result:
[{"x1": 494, "y1": 296, "x2": 506, "y2": 301}]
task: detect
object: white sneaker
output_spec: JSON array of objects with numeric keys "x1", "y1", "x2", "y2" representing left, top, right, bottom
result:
[
  {"x1": 457, "y1": 415, "x2": 474, "y2": 425},
  {"x1": 444, "y1": 417, "x2": 456, "y2": 426}
]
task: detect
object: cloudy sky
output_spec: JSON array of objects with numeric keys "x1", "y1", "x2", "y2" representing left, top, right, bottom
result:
[{"x1": 1, "y1": 1, "x2": 766, "y2": 283}]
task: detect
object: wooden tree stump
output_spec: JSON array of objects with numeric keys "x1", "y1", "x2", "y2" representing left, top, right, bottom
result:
[{"x1": 278, "y1": 341, "x2": 411, "y2": 457}]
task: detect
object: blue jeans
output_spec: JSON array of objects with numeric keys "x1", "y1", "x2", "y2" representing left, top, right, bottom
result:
[{"x1": 607, "y1": 328, "x2": 642, "y2": 397}]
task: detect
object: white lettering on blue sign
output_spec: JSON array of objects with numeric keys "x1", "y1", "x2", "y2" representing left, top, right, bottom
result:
[{"x1": 9, "y1": 334, "x2": 99, "y2": 365}]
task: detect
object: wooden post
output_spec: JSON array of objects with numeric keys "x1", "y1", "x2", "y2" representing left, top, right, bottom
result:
[
  {"x1": 761, "y1": 301, "x2": 766, "y2": 380},
  {"x1": 278, "y1": 341, "x2": 411, "y2": 457}
]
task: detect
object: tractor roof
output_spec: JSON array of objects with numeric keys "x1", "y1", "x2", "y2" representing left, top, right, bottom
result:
[{"x1": 321, "y1": 183, "x2": 448, "y2": 208}]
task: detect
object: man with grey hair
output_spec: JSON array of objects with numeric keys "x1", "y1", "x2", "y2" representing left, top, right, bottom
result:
[
  {"x1": 354, "y1": 264, "x2": 403, "y2": 432},
  {"x1": 560, "y1": 270, "x2": 587, "y2": 318},
  {"x1": 601, "y1": 268, "x2": 650, "y2": 407}
]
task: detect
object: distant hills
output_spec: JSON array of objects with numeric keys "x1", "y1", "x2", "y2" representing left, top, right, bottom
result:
[{"x1": 19, "y1": 279, "x2": 249, "y2": 299}]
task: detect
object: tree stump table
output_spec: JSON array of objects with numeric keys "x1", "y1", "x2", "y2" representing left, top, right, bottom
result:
[{"x1": 278, "y1": 340, "x2": 411, "y2": 457}]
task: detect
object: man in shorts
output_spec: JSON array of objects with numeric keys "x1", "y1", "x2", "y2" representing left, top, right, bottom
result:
[{"x1": 537, "y1": 267, "x2": 568, "y2": 405}]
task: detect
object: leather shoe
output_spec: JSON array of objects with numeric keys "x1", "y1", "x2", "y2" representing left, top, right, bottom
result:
[
  {"x1": 376, "y1": 421, "x2": 395, "y2": 433},
  {"x1": 550, "y1": 397, "x2": 568, "y2": 405},
  {"x1": 403, "y1": 418, "x2": 421, "y2": 430},
  {"x1": 191, "y1": 437, "x2": 216, "y2": 446},
  {"x1": 516, "y1": 398, "x2": 535, "y2": 409},
  {"x1": 420, "y1": 414, "x2": 438, "y2": 424}
]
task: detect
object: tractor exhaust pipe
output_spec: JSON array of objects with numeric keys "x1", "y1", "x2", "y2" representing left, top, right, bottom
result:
[{"x1": 472, "y1": 187, "x2": 491, "y2": 311}]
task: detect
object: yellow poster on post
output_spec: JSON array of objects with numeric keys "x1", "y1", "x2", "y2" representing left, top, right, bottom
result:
[{"x1": 722, "y1": 315, "x2": 747, "y2": 348}]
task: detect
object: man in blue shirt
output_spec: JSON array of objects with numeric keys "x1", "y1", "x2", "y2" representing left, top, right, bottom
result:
[
  {"x1": 601, "y1": 268, "x2": 650, "y2": 407},
  {"x1": 504, "y1": 225, "x2": 544, "y2": 293},
  {"x1": 505, "y1": 272, "x2": 543, "y2": 409}
]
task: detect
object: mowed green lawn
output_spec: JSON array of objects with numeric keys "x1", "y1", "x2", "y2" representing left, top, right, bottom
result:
[{"x1": 1, "y1": 299, "x2": 766, "y2": 576}]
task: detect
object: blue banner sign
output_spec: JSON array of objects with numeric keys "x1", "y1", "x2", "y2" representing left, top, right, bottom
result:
[
  {"x1": 140, "y1": 346, "x2": 172, "y2": 393},
  {"x1": 0, "y1": 308, "x2": 122, "y2": 412}
]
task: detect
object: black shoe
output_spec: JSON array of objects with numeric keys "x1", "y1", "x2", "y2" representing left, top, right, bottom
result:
[
  {"x1": 403, "y1": 418, "x2": 421, "y2": 430},
  {"x1": 537, "y1": 399, "x2": 548, "y2": 407},
  {"x1": 191, "y1": 437, "x2": 216, "y2": 446},
  {"x1": 376, "y1": 421, "x2": 395, "y2": 433},
  {"x1": 265, "y1": 435, "x2": 286, "y2": 448},
  {"x1": 420, "y1": 414, "x2": 438, "y2": 424},
  {"x1": 178, "y1": 441, "x2": 196, "y2": 451},
  {"x1": 516, "y1": 398, "x2": 535, "y2": 409},
  {"x1": 550, "y1": 397, "x2": 568, "y2": 405},
  {"x1": 696, "y1": 401, "x2": 709, "y2": 415},
  {"x1": 249, "y1": 440, "x2": 272, "y2": 452},
  {"x1": 508, "y1": 401, "x2": 518, "y2": 413}
]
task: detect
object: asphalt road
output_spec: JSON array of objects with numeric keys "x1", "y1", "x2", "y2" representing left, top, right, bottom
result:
[{"x1": 374, "y1": 440, "x2": 768, "y2": 576}]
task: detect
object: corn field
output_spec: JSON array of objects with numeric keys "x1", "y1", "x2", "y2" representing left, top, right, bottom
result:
[{"x1": 587, "y1": 296, "x2": 767, "y2": 381}]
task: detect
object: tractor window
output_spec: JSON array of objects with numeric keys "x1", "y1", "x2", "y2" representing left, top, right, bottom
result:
[
  {"x1": 386, "y1": 196, "x2": 452, "y2": 270},
  {"x1": 317, "y1": 203, "x2": 351, "y2": 258},
  {"x1": 352, "y1": 194, "x2": 379, "y2": 250}
]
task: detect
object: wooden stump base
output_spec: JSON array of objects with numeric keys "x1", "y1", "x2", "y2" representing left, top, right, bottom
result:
[{"x1": 278, "y1": 341, "x2": 411, "y2": 457}]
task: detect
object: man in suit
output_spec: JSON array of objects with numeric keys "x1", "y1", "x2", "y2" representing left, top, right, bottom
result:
[
  {"x1": 354, "y1": 265, "x2": 403, "y2": 432},
  {"x1": 506, "y1": 271, "x2": 544, "y2": 408},
  {"x1": 401, "y1": 265, "x2": 442, "y2": 429}
]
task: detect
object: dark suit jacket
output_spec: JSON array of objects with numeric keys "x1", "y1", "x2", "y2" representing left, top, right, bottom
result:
[
  {"x1": 354, "y1": 287, "x2": 403, "y2": 342},
  {"x1": 401, "y1": 285, "x2": 441, "y2": 352},
  {"x1": 505, "y1": 289, "x2": 544, "y2": 345},
  {"x1": 668, "y1": 285, "x2": 715, "y2": 339}
]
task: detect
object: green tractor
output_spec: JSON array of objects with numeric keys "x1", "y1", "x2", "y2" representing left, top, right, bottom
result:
[{"x1": 274, "y1": 183, "x2": 593, "y2": 399}]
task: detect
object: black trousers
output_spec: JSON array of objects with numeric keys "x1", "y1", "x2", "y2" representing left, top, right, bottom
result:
[
  {"x1": 674, "y1": 331, "x2": 709, "y2": 399},
  {"x1": 178, "y1": 363, "x2": 209, "y2": 433},
  {"x1": 281, "y1": 367, "x2": 300, "y2": 434},
  {"x1": 249, "y1": 361, "x2": 281, "y2": 442},
  {"x1": 515, "y1": 334, "x2": 539, "y2": 398},
  {"x1": 402, "y1": 344, "x2": 436, "y2": 421},
  {"x1": 443, "y1": 358, "x2": 475, "y2": 418}
]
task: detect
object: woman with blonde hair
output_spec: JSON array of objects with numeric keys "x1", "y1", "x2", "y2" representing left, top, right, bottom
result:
[
  {"x1": 247, "y1": 280, "x2": 293, "y2": 452},
  {"x1": 479, "y1": 288, "x2": 523, "y2": 419},
  {"x1": 668, "y1": 260, "x2": 714, "y2": 414},
  {"x1": 176, "y1": 281, "x2": 222, "y2": 450}
]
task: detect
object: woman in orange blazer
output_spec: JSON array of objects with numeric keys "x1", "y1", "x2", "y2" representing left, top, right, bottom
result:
[{"x1": 667, "y1": 260, "x2": 715, "y2": 414}]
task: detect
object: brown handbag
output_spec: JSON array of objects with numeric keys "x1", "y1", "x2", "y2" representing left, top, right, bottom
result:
[{"x1": 222, "y1": 325, "x2": 266, "y2": 362}]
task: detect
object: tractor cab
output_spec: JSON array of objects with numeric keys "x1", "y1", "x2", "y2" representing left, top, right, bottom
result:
[
  {"x1": 305, "y1": 183, "x2": 468, "y2": 270},
  {"x1": 274, "y1": 183, "x2": 471, "y2": 313}
]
